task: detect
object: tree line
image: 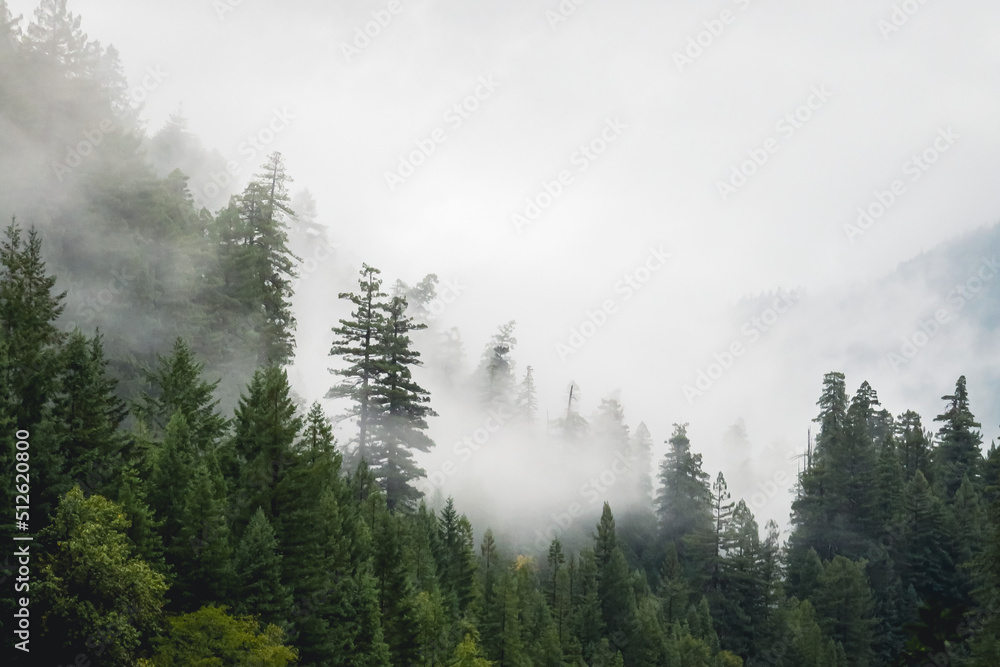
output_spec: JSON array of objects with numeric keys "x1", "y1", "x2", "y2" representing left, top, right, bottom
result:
[{"x1": 2, "y1": 219, "x2": 1000, "y2": 665}]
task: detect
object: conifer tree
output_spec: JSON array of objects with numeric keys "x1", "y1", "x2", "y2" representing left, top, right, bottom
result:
[
  {"x1": 573, "y1": 548, "x2": 606, "y2": 663},
  {"x1": 138, "y1": 336, "x2": 227, "y2": 449},
  {"x1": 656, "y1": 423, "x2": 713, "y2": 559},
  {"x1": 546, "y1": 537, "x2": 566, "y2": 607},
  {"x1": 22, "y1": 0, "x2": 99, "y2": 77},
  {"x1": 369, "y1": 294, "x2": 437, "y2": 510},
  {"x1": 813, "y1": 555, "x2": 877, "y2": 667},
  {"x1": 329, "y1": 263, "x2": 387, "y2": 469},
  {"x1": 715, "y1": 500, "x2": 763, "y2": 657},
  {"x1": 478, "y1": 320, "x2": 517, "y2": 409},
  {"x1": 593, "y1": 503, "x2": 637, "y2": 658},
  {"x1": 149, "y1": 410, "x2": 194, "y2": 540},
  {"x1": 116, "y1": 464, "x2": 166, "y2": 575},
  {"x1": 234, "y1": 507, "x2": 293, "y2": 630},
  {"x1": 436, "y1": 498, "x2": 478, "y2": 623},
  {"x1": 657, "y1": 541, "x2": 690, "y2": 626},
  {"x1": 952, "y1": 474, "x2": 985, "y2": 568},
  {"x1": 789, "y1": 374, "x2": 873, "y2": 578},
  {"x1": 0, "y1": 221, "x2": 66, "y2": 532},
  {"x1": 934, "y1": 375, "x2": 983, "y2": 498},
  {"x1": 896, "y1": 409, "x2": 932, "y2": 481},
  {"x1": 0, "y1": 1, "x2": 21, "y2": 53},
  {"x1": 711, "y1": 472, "x2": 735, "y2": 566},
  {"x1": 50, "y1": 329, "x2": 129, "y2": 499},
  {"x1": 273, "y1": 405, "x2": 343, "y2": 663},
  {"x1": 896, "y1": 470, "x2": 964, "y2": 630},
  {"x1": 516, "y1": 365, "x2": 538, "y2": 424},
  {"x1": 372, "y1": 511, "x2": 421, "y2": 665},
  {"x1": 968, "y1": 485, "x2": 1000, "y2": 666},
  {"x1": 231, "y1": 365, "x2": 302, "y2": 526},
  {"x1": 171, "y1": 455, "x2": 234, "y2": 610},
  {"x1": 216, "y1": 152, "x2": 299, "y2": 365},
  {"x1": 778, "y1": 599, "x2": 839, "y2": 667}
]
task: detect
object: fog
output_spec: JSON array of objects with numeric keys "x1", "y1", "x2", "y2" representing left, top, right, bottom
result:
[{"x1": 6, "y1": 0, "x2": 1000, "y2": 549}]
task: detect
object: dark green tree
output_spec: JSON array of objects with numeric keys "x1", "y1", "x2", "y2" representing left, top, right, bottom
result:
[
  {"x1": 233, "y1": 506, "x2": 293, "y2": 629},
  {"x1": 328, "y1": 264, "x2": 387, "y2": 467},
  {"x1": 896, "y1": 409, "x2": 932, "y2": 481},
  {"x1": 50, "y1": 329, "x2": 129, "y2": 498},
  {"x1": 813, "y1": 555, "x2": 878, "y2": 666},
  {"x1": 115, "y1": 464, "x2": 166, "y2": 575},
  {"x1": 0, "y1": 221, "x2": 66, "y2": 532},
  {"x1": 593, "y1": 503, "x2": 637, "y2": 659},
  {"x1": 170, "y1": 454, "x2": 234, "y2": 610},
  {"x1": 149, "y1": 410, "x2": 194, "y2": 542},
  {"x1": 436, "y1": 497, "x2": 478, "y2": 627},
  {"x1": 372, "y1": 510, "x2": 421, "y2": 665},
  {"x1": 656, "y1": 423, "x2": 712, "y2": 543},
  {"x1": 933, "y1": 375, "x2": 983, "y2": 499},
  {"x1": 216, "y1": 152, "x2": 299, "y2": 365},
  {"x1": 138, "y1": 336, "x2": 227, "y2": 450},
  {"x1": 231, "y1": 365, "x2": 302, "y2": 526},
  {"x1": 370, "y1": 294, "x2": 437, "y2": 510}
]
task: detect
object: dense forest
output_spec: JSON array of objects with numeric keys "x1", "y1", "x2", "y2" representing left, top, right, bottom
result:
[{"x1": 2, "y1": 1, "x2": 1000, "y2": 666}]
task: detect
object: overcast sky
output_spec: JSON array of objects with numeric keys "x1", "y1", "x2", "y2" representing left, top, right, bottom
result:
[{"x1": 12, "y1": 0, "x2": 1000, "y2": 528}]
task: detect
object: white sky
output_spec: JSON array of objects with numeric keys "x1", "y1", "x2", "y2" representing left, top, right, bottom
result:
[{"x1": 12, "y1": 0, "x2": 1000, "y2": 528}]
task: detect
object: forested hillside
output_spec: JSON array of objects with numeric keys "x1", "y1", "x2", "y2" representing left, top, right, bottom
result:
[{"x1": 2, "y1": 1, "x2": 1000, "y2": 666}]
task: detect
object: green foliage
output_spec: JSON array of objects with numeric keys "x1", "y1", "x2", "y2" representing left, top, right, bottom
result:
[
  {"x1": 145, "y1": 605, "x2": 297, "y2": 666},
  {"x1": 933, "y1": 375, "x2": 983, "y2": 499},
  {"x1": 231, "y1": 365, "x2": 302, "y2": 525},
  {"x1": 34, "y1": 487, "x2": 167, "y2": 666},
  {"x1": 215, "y1": 152, "x2": 299, "y2": 366},
  {"x1": 233, "y1": 507, "x2": 291, "y2": 627},
  {"x1": 329, "y1": 264, "x2": 437, "y2": 510},
  {"x1": 170, "y1": 454, "x2": 234, "y2": 610},
  {"x1": 657, "y1": 423, "x2": 712, "y2": 547},
  {"x1": 450, "y1": 632, "x2": 493, "y2": 666},
  {"x1": 138, "y1": 337, "x2": 227, "y2": 448},
  {"x1": 813, "y1": 555, "x2": 877, "y2": 666}
]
